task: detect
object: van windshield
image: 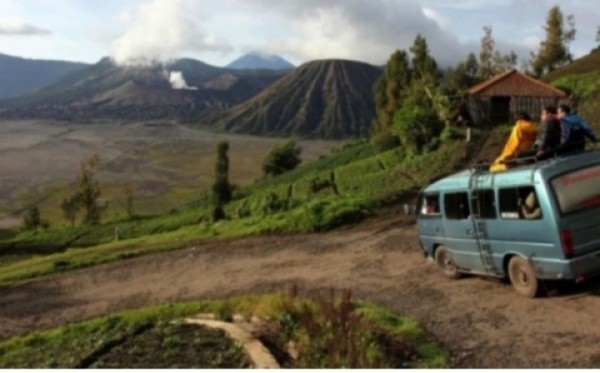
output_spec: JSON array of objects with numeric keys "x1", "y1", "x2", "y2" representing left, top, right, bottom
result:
[{"x1": 552, "y1": 164, "x2": 600, "y2": 214}]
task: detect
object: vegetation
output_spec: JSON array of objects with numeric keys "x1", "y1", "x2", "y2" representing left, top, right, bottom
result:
[
  {"x1": 60, "y1": 154, "x2": 106, "y2": 226},
  {"x1": 0, "y1": 132, "x2": 475, "y2": 284},
  {"x1": 262, "y1": 139, "x2": 303, "y2": 177},
  {"x1": 531, "y1": 6, "x2": 576, "y2": 76},
  {"x1": 0, "y1": 292, "x2": 448, "y2": 368},
  {"x1": 22, "y1": 207, "x2": 45, "y2": 231},
  {"x1": 478, "y1": 26, "x2": 517, "y2": 80},
  {"x1": 212, "y1": 141, "x2": 232, "y2": 221}
]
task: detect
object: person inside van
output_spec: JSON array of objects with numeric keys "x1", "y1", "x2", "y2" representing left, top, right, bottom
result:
[
  {"x1": 522, "y1": 191, "x2": 542, "y2": 220},
  {"x1": 490, "y1": 112, "x2": 538, "y2": 172},
  {"x1": 517, "y1": 106, "x2": 562, "y2": 161},
  {"x1": 558, "y1": 104, "x2": 597, "y2": 155}
]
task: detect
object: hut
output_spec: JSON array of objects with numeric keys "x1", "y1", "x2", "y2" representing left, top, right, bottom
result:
[{"x1": 467, "y1": 69, "x2": 567, "y2": 126}]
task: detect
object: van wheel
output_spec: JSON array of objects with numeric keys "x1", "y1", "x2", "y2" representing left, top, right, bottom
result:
[
  {"x1": 435, "y1": 246, "x2": 461, "y2": 279},
  {"x1": 508, "y1": 256, "x2": 540, "y2": 298}
]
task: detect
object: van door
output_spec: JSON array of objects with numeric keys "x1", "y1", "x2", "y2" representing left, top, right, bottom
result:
[
  {"x1": 442, "y1": 192, "x2": 485, "y2": 271},
  {"x1": 417, "y1": 193, "x2": 444, "y2": 256}
]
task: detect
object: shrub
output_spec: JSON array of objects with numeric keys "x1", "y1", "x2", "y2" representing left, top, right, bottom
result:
[
  {"x1": 392, "y1": 106, "x2": 443, "y2": 155},
  {"x1": 263, "y1": 140, "x2": 303, "y2": 177},
  {"x1": 371, "y1": 130, "x2": 400, "y2": 153},
  {"x1": 22, "y1": 207, "x2": 42, "y2": 231}
]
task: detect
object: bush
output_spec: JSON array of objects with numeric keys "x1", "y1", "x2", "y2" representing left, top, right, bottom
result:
[
  {"x1": 371, "y1": 130, "x2": 400, "y2": 153},
  {"x1": 263, "y1": 140, "x2": 303, "y2": 177},
  {"x1": 392, "y1": 106, "x2": 443, "y2": 155},
  {"x1": 22, "y1": 207, "x2": 42, "y2": 231}
]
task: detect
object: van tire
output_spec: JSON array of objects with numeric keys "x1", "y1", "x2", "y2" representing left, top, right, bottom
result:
[
  {"x1": 508, "y1": 256, "x2": 540, "y2": 298},
  {"x1": 435, "y1": 246, "x2": 461, "y2": 279}
]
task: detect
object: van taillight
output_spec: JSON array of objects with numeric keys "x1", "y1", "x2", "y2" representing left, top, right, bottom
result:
[{"x1": 561, "y1": 230, "x2": 574, "y2": 259}]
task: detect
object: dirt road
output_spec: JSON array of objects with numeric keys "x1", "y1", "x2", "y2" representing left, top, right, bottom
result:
[{"x1": 0, "y1": 216, "x2": 598, "y2": 368}]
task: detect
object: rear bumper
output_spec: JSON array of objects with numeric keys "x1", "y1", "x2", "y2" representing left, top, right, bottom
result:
[{"x1": 534, "y1": 249, "x2": 600, "y2": 280}]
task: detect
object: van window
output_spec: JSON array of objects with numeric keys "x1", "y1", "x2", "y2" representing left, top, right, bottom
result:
[
  {"x1": 552, "y1": 164, "x2": 600, "y2": 214},
  {"x1": 499, "y1": 187, "x2": 542, "y2": 220},
  {"x1": 445, "y1": 192, "x2": 470, "y2": 220},
  {"x1": 420, "y1": 194, "x2": 441, "y2": 217},
  {"x1": 471, "y1": 190, "x2": 497, "y2": 219}
]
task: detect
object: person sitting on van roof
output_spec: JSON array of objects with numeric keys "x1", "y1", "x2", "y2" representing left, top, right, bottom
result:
[
  {"x1": 490, "y1": 112, "x2": 538, "y2": 172},
  {"x1": 516, "y1": 106, "x2": 563, "y2": 162},
  {"x1": 558, "y1": 104, "x2": 597, "y2": 155}
]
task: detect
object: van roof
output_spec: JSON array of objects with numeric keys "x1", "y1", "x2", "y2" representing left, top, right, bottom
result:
[{"x1": 424, "y1": 151, "x2": 600, "y2": 193}]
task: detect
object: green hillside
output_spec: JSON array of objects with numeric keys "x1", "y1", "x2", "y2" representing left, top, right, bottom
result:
[
  {"x1": 0, "y1": 127, "x2": 484, "y2": 284},
  {"x1": 545, "y1": 51, "x2": 600, "y2": 131}
]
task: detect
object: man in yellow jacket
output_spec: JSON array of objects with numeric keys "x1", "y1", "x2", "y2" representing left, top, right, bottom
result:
[{"x1": 490, "y1": 112, "x2": 539, "y2": 172}]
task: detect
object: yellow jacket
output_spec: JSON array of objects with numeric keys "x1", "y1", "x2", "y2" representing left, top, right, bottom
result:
[{"x1": 490, "y1": 120, "x2": 538, "y2": 172}]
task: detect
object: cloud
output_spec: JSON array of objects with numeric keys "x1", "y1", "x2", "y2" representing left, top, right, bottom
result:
[
  {"x1": 232, "y1": 0, "x2": 466, "y2": 67},
  {"x1": 111, "y1": 0, "x2": 232, "y2": 66},
  {"x1": 0, "y1": 18, "x2": 50, "y2": 36}
]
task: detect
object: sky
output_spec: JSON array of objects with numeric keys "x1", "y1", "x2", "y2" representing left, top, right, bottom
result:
[{"x1": 0, "y1": 0, "x2": 598, "y2": 68}]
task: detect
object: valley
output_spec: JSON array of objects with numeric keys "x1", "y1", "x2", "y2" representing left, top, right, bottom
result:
[{"x1": 0, "y1": 120, "x2": 342, "y2": 228}]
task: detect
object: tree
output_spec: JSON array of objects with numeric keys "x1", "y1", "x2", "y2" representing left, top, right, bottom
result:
[
  {"x1": 212, "y1": 141, "x2": 232, "y2": 208},
  {"x1": 119, "y1": 184, "x2": 136, "y2": 219},
  {"x1": 62, "y1": 154, "x2": 105, "y2": 226},
  {"x1": 478, "y1": 26, "x2": 496, "y2": 80},
  {"x1": 373, "y1": 50, "x2": 411, "y2": 131},
  {"x1": 78, "y1": 154, "x2": 104, "y2": 225},
  {"x1": 262, "y1": 139, "x2": 303, "y2": 177},
  {"x1": 410, "y1": 34, "x2": 438, "y2": 83},
  {"x1": 478, "y1": 26, "x2": 518, "y2": 79},
  {"x1": 446, "y1": 53, "x2": 481, "y2": 91},
  {"x1": 531, "y1": 6, "x2": 576, "y2": 75},
  {"x1": 60, "y1": 196, "x2": 80, "y2": 226},
  {"x1": 22, "y1": 206, "x2": 42, "y2": 231}
]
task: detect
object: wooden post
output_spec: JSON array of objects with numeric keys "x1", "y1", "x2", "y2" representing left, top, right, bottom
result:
[{"x1": 466, "y1": 128, "x2": 472, "y2": 143}]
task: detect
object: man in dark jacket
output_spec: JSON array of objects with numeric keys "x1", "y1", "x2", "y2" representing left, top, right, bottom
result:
[
  {"x1": 535, "y1": 106, "x2": 562, "y2": 160},
  {"x1": 558, "y1": 104, "x2": 597, "y2": 154}
]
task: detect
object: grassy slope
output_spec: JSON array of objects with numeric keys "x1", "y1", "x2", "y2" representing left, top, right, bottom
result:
[
  {"x1": 545, "y1": 51, "x2": 600, "y2": 133},
  {"x1": 0, "y1": 294, "x2": 447, "y2": 368},
  {"x1": 0, "y1": 130, "x2": 479, "y2": 285}
]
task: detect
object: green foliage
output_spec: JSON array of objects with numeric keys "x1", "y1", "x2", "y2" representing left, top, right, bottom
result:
[
  {"x1": 392, "y1": 101, "x2": 444, "y2": 155},
  {"x1": 531, "y1": 6, "x2": 576, "y2": 76},
  {"x1": 60, "y1": 154, "x2": 105, "y2": 226},
  {"x1": 478, "y1": 26, "x2": 518, "y2": 80},
  {"x1": 410, "y1": 34, "x2": 438, "y2": 83},
  {"x1": 373, "y1": 50, "x2": 411, "y2": 130},
  {"x1": 262, "y1": 139, "x2": 302, "y2": 177},
  {"x1": 212, "y1": 141, "x2": 232, "y2": 207},
  {"x1": 370, "y1": 129, "x2": 400, "y2": 153},
  {"x1": 445, "y1": 53, "x2": 481, "y2": 92},
  {"x1": 0, "y1": 294, "x2": 447, "y2": 369},
  {"x1": 22, "y1": 207, "x2": 42, "y2": 231}
]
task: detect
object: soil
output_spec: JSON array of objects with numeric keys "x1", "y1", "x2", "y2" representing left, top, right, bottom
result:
[{"x1": 0, "y1": 213, "x2": 598, "y2": 368}]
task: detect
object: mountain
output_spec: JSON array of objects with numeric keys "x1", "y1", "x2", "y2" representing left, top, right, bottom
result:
[
  {"x1": 208, "y1": 59, "x2": 382, "y2": 139},
  {"x1": 0, "y1": 53, "x2": 88, "y2": 99},
  {"x1": 0, "y1": 57, "x2": 285, "y2": 121},
  {"x1": 226, "y1": 52, "x2": 294, "y2": 70}
]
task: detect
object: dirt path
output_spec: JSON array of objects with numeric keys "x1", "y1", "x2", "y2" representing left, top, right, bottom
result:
[{"x1": 0, "y1": 217, "x2": 598, "y2": 368}]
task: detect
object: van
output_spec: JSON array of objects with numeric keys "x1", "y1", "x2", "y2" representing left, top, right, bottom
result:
[{"x1": 417, "y1": 152, "x2": 600, "y2": 297}]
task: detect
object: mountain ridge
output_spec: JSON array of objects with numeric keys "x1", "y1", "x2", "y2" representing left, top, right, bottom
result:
[
  {"x1": 0, "y1": 53, "x2": 88, "y2": 99},
  {"x1": 208, "y1": 59, "x2": 382, "y2": 139},
  {"x1": 226, "y1": 52, "x2": 294, "y2": 70}
]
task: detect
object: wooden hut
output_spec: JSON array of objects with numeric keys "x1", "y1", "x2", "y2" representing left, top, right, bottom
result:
[{"x1": 467, "y1": 70, "x2": 567, "y2": 126}]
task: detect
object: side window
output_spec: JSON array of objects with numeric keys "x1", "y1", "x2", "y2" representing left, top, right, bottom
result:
[
  {"x1": 499, "y1": 187, "x2": 543, "y2": 220},
  {"x1": 420, "y1": 194, "x2": 441, "y2": 217},
  {"x1": 445, "y1": 192, "x2": 470, "y2": 220},
  {"x1": 471, "y1": 190, "x2": 497, "y2": 219}
]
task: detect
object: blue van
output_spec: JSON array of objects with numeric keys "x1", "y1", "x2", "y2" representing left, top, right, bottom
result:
[{"x1": 417, "y1": 152, "x2": 600, "y2": 297}]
